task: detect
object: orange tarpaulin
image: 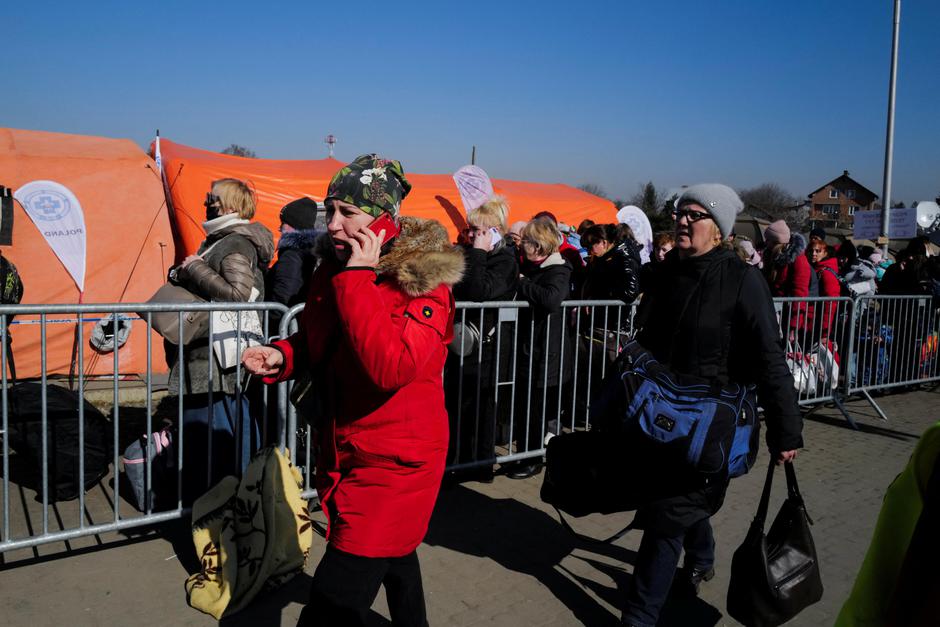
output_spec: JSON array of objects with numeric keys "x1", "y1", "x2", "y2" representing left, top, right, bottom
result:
[
  {"x1": 0, "y1": 128, "x2": 175, "y2": 378},
  {"x1": 157, "y1": 139, "x2": 616, "y2": 256}
]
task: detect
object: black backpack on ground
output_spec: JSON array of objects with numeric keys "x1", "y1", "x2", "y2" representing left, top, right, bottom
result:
[{"x1": 6, "y1": 382, "x2": 112, "y2": 501}]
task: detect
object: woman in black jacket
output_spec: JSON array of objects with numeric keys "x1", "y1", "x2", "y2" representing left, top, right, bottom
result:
[
  {"x1": 581, "y1": 223, "x2": 641, "y2": 304},
  {"x1": 508, "y1": 218, "x2": 572, "y2": 479},
  {"x1": 267, "y1": 198, "x2": 321, "y2": 307},
  {"x1": 622, "y1": 184, "x2": 802, "y2": 627},
  {"x1": 446, "y1": 197, "x2": 519, "y2": 481}
]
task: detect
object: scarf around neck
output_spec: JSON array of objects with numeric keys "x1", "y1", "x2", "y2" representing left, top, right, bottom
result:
[{"x1": 203, "y1": 213, "x2": 249, "y2": 236}]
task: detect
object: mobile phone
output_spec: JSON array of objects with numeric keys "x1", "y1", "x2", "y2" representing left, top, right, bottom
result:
[
  {"x1": 489, "y1": 227, "x2": 502, "y2": 247},
  {"x1": 367, "y1": 213, "x2": 401, "y2": 245}
]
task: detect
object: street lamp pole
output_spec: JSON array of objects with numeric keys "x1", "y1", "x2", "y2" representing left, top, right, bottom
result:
[{"x1": 880, "y1": 0, "x2": 901, "y2": 255}]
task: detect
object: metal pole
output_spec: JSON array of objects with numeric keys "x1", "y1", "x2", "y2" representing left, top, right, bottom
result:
[
  {"x1": 471, "y1": 145, "x2": 476, "y2": 166},
  {"x1": 880, "y1": 0, "x2": 901, "y2": 256}
]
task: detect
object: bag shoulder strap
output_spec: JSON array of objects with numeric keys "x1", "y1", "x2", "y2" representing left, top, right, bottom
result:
[
  {"x1": 753, "y1": 458, "x2": 776, "y2": 529},
  {"x1": 553, "y1": 507, "x2": 637, "y2": 545},
  {"x1": 753, "y1": 459, "x2": 808, "y2": 530}
]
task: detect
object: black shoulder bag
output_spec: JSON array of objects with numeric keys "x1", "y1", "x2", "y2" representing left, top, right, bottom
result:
[{"x1": 727, "y1": 459, "x2": 823, "y2": 627}]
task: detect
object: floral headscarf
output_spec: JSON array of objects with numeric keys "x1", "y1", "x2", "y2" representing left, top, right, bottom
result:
[{"x1": 325, "y1": 154, "x2": 412, "y2": 218}]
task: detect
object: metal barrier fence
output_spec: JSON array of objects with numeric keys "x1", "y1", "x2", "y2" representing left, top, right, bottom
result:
[
  {"x1": 844, "y1": 295, "x2": 940, "y2": 420},
  {"x1": 0, "y1": 301, "x2": 287, "y2": 555},
  {"x1": 274, "y1": 295, "x2": 940, "y2": 496},
  {"x1": 773, "y1": 296, "x2": 854, "y2": 405},
  {"x1": 2, "y1": 294, "x2": 937, "y2": 553}
]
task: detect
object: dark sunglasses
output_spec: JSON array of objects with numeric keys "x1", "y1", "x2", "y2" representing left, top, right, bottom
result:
[
  {"x1": 204, "y1": 193, "x2": 222, "y2": 208},
  {"x1": 672, "y1": 207, "x2": 713, "y2": 223}
]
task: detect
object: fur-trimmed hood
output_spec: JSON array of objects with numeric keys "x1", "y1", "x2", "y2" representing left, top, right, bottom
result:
[
  {"x1": 277, "y1": 228, "x2": 321, "y2": 252},
  {"x1": 315, "y1": 216, "x2": 465, "y2": 296},
  {"x1": 772, "y1": 232, "x2": 808, "y2": 267}
]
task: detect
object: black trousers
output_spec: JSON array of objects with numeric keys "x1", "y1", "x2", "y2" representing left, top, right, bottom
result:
[{"x1": 297, "y1": 545, "x2": 428, "y2": 627}]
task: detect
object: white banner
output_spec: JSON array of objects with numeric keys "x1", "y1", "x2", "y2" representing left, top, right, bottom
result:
[
  {"x1": 453, "y1": 165, "x2": 494, "y2": 214},
  {"x1": 14, "y1": 180, "x2": 87, "y2": 292},
  {"x1": 616, "y1": 205, "x2": 653, "y2": 264}
]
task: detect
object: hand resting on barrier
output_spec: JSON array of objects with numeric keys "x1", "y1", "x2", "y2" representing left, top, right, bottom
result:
[{"x1": 241, "y1": 345, "x2": 284, "y2": 376}]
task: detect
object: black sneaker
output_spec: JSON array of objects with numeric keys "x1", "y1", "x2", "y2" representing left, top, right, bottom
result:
[{"x1": 673, "y1": 566, "x2": 715, "y2": 598}]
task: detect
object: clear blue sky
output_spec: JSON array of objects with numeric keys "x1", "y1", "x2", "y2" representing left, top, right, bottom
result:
[{"x1": 5, "y1": 0, "x2": 939, "y2": 205}]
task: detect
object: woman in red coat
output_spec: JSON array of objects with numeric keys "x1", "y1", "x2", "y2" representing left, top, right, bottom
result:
[
  {"x1": 809, "y1": 238, "x2": 841, "y2": 340},
  {"x1": 762, "y1": 220, "x2": 814, "y2": 335},
  {"x1": 241, "y1": 155, "x2": 464, "y2": 627}
]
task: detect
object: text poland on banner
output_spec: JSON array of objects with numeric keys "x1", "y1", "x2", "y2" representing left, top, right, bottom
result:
[{"x1": 14, "y1": 180, "x2": 87, "y2": 292}]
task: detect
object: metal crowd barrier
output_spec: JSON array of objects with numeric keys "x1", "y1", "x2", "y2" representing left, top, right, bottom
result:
[
  {"x1": 843, "y1": 294, "x2": 940, "y2": 420},
  {"x1": 276, "y1": 299, "x2": 637, "y2": 496},
  {"x1": 0, "y1": 301, "x2": 288, "y2": 555},
  {"x1": 3, "y1": 294, "x2": 937, "y2": 553},
  {"x1": 773, "y1": 296, "x2": 855, "y2": 413},
  {"x1": 271, "y1": 294, "x2": 940, "y2": 496}
]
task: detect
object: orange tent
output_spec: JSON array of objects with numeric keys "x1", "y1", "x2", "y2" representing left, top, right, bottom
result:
[
  {"x1": 157, "y1": 139, "x2": 616, "y2": 255},
  {"x1": 0, "y1": 128, "x2": 175, "y2": 378}
]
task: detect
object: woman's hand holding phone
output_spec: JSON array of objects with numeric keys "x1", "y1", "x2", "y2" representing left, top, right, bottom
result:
[{"x1": 347, "y1": 226, "x2": 384, "y2": 268}]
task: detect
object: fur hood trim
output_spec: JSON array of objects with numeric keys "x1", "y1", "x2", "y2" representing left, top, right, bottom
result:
[
  {"x1": 277, "y1": 228, "x2": 322, "y2": 252},
  {"x1": 773, "y1": 232, "x2": 808, "y2": 267},
  {"x1": 377, "y1": 217, "x2": 465, "y2": 296},
  {"x1": 314, "y1": 217, "x2": 465, "y2": 297}
]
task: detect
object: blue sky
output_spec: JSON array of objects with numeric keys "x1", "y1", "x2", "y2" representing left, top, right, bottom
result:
[{"x1": 5, "y1": 1, "x2": 939, "y2": 204}]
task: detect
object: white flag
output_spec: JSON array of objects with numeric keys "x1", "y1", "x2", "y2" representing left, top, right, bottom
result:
[
  {"x1": 453, "y1": 165, "x2": 494, "y2": 215},
  {"x1": 15, "y1": 180, "x2": 87, "y2": 292}
]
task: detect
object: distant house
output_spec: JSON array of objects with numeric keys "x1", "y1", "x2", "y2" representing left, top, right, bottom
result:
[{"x1": 807, "y1": 170, "x2": 878, "y2": 227}]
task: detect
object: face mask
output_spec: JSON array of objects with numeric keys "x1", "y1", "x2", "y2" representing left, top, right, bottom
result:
[{"x1": 204, "y1": 193, "x2": 223, "y2": 221}]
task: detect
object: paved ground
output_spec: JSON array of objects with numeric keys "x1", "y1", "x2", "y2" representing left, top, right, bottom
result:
[{"x1": 1, "y1": 388, "x2": 937, "y2": 626}]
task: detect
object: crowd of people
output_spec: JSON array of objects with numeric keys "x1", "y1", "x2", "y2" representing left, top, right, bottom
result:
[{"x1": 157, "y1": 154, "x2": 935, "y2": 626}]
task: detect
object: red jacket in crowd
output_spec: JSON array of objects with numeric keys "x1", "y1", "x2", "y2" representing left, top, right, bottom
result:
[
  {"x1": 266, "y1": 218, "x2": 464, "y2": 558},
  {"x1": 766, "y1": 234, "x2": 815, "y2": 332}
]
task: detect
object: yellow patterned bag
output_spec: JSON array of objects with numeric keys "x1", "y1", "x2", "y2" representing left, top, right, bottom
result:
[{"x1": 185, "y1": 447, "x2": 314, "y2": 619}]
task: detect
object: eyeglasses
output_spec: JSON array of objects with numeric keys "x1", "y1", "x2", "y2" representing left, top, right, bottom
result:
[{"x1": 672, "y1": 207, "x2": 713, "y2": 223}]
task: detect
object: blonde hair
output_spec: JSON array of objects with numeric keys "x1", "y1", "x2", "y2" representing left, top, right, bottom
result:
[
  {"x1": 211, "y1": 178, "x2": 256, "y2": 219},
  {"x1": 521, "y1": 218, "x2": 560, "y2": 257},
  {"x1": 467, "y1": 195, "x2": 509, "y2": 233}
]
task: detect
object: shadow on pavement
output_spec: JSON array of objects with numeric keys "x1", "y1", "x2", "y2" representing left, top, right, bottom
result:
[
  {"x1": 217, "y1": 571, "x2": 313, "y2": 626},
  {"x1": 425, "y1": 483, "x2": 725, "y2": 626},
  {"x1": 425, "y1": 484, "x2": 635, "y2": 626},
  {"x1": 804, "y1": 412, "x2": 921, "y2": 440}
]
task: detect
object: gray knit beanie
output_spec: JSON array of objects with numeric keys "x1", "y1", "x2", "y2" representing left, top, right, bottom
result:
[{"x1": 675, "y1": 183, "x2": 744, "y2": 239}]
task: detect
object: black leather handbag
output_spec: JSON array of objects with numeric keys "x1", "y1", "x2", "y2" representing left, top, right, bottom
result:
[{"x1": 727, "y1": 459, "x2": 823, "y2": 627}]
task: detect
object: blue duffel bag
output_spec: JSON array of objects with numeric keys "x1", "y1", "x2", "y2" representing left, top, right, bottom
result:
[{"x1": 610, "y1": 340, "x2": 760, "y2": 479}]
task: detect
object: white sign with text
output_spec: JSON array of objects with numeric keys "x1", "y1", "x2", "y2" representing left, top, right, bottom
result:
[{"x1": 853, "y1": 207, "x2": 917, "y2": 240}]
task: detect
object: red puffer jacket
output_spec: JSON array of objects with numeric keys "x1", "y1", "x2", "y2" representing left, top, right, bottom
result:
[
  {"x1": 766, "y1": 234, "x2": 814, "y2": 332},
  {"x1": 266, "y1": 217, "x2": 464, "y2": 557}
]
